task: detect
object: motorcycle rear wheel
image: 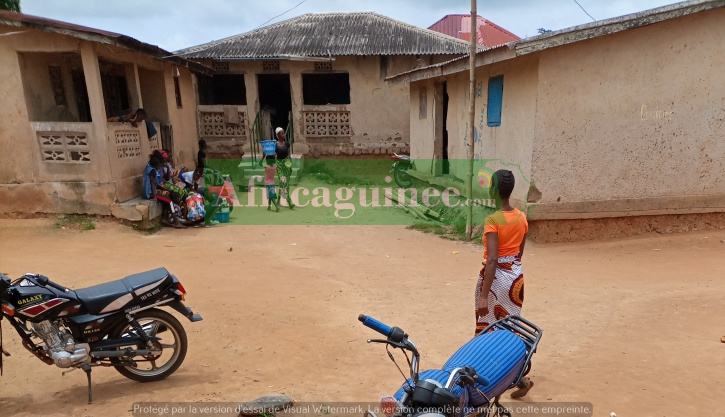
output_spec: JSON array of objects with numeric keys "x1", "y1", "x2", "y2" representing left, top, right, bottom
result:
[
  {"x1": 110, "y1": 308, "x2": 188, "y2": 382},
  {"x1": 394, "y1": 167, "x2": 413, "y2": 188}
]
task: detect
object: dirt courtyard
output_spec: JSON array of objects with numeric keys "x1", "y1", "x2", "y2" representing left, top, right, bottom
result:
[{"x1": 0, "y1": 218, "x2": 723, "y2": 417}]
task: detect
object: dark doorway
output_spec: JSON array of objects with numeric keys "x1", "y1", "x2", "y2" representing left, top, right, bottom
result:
[
  {"x1": 257, "y1": 74, "x2": 292, "y2": 137},
  {"x1": 442, "y1": 82, "x2": 449, "y2": 175}
]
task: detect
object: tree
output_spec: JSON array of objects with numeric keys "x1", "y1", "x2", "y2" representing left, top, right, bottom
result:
[
  {"x1": 537, "y1": 28, "x2": 553, "y2": 34},
  {"x1": 0, "y1": 0, "x2": 21, "y2": 12}
]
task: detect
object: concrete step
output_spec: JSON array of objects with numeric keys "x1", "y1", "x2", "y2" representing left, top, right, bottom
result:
[{"x1": 110, "y1": 197, "x2": 162, "y2": 228}]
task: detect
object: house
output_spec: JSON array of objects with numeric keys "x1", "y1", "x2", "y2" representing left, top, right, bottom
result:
[
  {"x1": 387, "y1": 0, "x2": 725, "y2": 241},
  {"x1": 175, "y1": 12, "x2": 475, "y2": 162},
  {"x1": 428, "y1": 14, "x2": 520, "y2": 47},
  {"x1": 0, "y1": 11, "x2": 210, "y2": 222}
]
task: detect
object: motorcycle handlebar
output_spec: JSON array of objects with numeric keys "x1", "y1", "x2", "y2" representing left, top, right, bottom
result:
[
  {"x1": 358, "y1": 314, "x2": 392, "y2": 337},
  {"x1": 358, "y1": 314, "x2": 406, "y2": 344},
  {"x1": 35, "y1": 275, "x2": 68, "y2": 293}
]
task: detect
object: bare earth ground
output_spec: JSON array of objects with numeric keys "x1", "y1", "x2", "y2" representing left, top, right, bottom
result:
[{"x1": 0, "y1": 218, "x2": 724, "y2": 417}]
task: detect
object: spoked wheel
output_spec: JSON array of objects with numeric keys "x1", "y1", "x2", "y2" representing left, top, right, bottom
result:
[{"x1": 110, "y1": 308, "x2": 188, "y2": 382}]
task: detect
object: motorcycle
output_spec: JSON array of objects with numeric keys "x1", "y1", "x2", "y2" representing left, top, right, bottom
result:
[
  {"x1": 0, "y1": 268, "x2": 202, "y2": 404},
  {"x1": 358, "y1": 314, "x2": 541, "y2": 417},
  {"x1": 390, "y1": 154, "x2": 414, "y2": 188}
]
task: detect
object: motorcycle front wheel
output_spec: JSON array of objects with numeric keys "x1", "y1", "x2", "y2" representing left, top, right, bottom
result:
[
  {"x1": 110, "y1": 308, "x2": 188, "y2": 382},
  {"x1": 394, "y1": 167, "x2": 413, "y2": 188}
]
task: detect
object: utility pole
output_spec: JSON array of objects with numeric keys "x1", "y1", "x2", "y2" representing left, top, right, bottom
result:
[{"x1": 466, "y1": 0, "x2": 477, "y2": 239}]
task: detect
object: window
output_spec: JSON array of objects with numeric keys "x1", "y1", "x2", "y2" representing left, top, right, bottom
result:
[
  {"x1": 99, "y1": 59, "x2": 130, "y2": 119},
  {"x1": 174, "y1": 77, "x2": 182, "y2": 108},
  {"x1": 302, "y1": 73, "x2": 350, "y2": 105},
  {"x1": 197, "y1": 74, "x2": 247, "y2": 105},
  {"x1": 48, "y1": 66, "x2": 67, "y2": 106},
  {"x1": 487, "y1": 75, "x2": 504, "y2": 127},
  {"x1": 18, "y1": 52, "x2": 91, "y2": 122}
]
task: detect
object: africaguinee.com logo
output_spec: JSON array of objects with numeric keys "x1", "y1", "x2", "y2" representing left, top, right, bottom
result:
[{"x1": 202, "y1": 158, "x2": 535, "y2": 226}]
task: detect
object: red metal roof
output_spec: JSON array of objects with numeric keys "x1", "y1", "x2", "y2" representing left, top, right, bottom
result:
[{"x1": 428, "y1": 14, "x2": 520, "y2": 48}]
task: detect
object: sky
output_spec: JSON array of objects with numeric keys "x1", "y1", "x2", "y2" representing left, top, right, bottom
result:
[{"x1": 21, "y1": 0, "x2": 680, "y2": 52}]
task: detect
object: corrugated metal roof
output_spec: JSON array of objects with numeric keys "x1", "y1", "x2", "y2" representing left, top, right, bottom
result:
[
  {"x1": 428, "y1": 14, "x2": 520, "y2": 48},
  {"x1": 176, "y1": 12, "x2": 477, "y2": 59},
  {"x1": 0, "y1": 10, "x2": 212, "y2": 74}
]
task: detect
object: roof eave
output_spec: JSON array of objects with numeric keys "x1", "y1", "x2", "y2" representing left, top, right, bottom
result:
[
  {"x1": 385, "y1": 44, "x2": 514, "y2": 84},
  {"x1": 0, "y1": 15, "x2": 213, "y2": 75},
  {"x1": 515, "y1": 0, "x2": 725, "y2": 55}
]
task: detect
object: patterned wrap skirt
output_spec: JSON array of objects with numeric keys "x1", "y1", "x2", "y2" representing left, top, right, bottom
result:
[{"x1": 475, "y1": 254, "x2": 524, "y2": 336}]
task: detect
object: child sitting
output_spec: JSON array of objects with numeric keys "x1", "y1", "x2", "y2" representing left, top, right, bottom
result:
[
  {"x1": 143, "y1": 153, "x2": 186, "y2": 229},
  {"x1": 264, "y1": 155, "x2": 279, "y2": 212}
]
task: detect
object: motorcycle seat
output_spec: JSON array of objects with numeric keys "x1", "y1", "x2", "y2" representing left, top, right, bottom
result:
[
  {"x1": 75, "y1": 268, "x2": 173, "y2": 315},
  {"x1": 442, "y1": 329, "x2": 527, "y2": 405}
]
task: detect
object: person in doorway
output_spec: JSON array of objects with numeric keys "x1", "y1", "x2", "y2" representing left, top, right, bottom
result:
[
  {"x1": 108, "y1": 108, "x2": 147, "y2": 128},
  {"x1": 475, "y1": 169, "x2": 531, "y2": 398}
]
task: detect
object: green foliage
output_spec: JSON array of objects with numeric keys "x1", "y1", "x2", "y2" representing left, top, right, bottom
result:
[
  {"x1": 53, "y1": 215, "x2": 95, "y2": 231},
  {"x1": 0, "y1": 0, "x2": 21, "y2": 12}
]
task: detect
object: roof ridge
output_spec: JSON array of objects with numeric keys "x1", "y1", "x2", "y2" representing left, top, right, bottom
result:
[{"x1": 176, "y1": 10, "x2": 473, "y2": 56}]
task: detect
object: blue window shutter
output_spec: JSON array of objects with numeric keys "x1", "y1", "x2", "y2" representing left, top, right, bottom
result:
[{"x1": 487, "y1": 75, "x2": 504, "y2": 127}]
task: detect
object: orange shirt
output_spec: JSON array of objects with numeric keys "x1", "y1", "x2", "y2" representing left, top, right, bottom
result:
[{"x1": 483, "y1": 208, "x2": 529, "y2": 260}]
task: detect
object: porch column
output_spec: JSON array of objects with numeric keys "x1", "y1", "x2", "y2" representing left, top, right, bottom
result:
[
  {"x1": 125, "y1": 63, "x2": 143, "y2": 110},
  {"x1": 80, "y1": 43, "x2": 113, "y2": 182},
  {"x1": 288, "y1": 71, "x2": 307, "y2": 155}
]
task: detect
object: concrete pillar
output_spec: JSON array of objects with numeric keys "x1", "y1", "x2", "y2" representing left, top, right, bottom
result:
[
  {"x1": 80, "y1": 43, "x2": 113, "y2": 182},
  {"x1": 125, "y1": 62, "x2": 143, "y2": 109},
  {"x1": 288, "y1": 70, "x2": 307, "y2": 155}
]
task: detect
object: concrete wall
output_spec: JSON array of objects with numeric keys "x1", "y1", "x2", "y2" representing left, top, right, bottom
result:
[
  {"x1": 195, "y1": 54, "x2": 459, "y2": 158},
  {"x1": 409, "y1": 54, "x2": 539, "y2": 204},
  {"x1": 0, "y1": 26, "x2": 200, "y2": 215},
  {"x1": 530, "y1": 7, "x2": 725, "y2": 220}
]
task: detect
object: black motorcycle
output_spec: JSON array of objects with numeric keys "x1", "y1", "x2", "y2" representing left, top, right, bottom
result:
[
  {"x1": 0, "y1": 268, "x2": 202, "y2": 403},
  {"x1": 390, "y1": 153, "x2": 414, "y2": 188}
]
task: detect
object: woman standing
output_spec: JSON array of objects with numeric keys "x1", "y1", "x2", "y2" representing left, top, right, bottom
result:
[
  {"x1": 274, "y1": 127, "x2": 295, "y2": 209},
  {"x1": 475, "y1": 169, "x2": 532, "y2": 398}
]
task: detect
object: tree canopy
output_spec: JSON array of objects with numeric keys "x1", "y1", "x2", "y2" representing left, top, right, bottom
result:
[{"x1": 0, "y1": 0, "x2": 21, "y2": 13}]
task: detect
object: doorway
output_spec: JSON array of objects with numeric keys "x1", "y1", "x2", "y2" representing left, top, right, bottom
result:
[
  {"x1": 257, "y1": 74, "x2": 292, "y2": 139},
  {"x1": 434, "y1": 81, "x2": 450, "y2": 176}
]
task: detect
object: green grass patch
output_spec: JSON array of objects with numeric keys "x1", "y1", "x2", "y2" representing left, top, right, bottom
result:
[
  {"x1": 303, "y1": 159, "x2": 391, "y2": 186},
  {"x1": 53, "y1": 214, "x2": 96, "y2": 231}
]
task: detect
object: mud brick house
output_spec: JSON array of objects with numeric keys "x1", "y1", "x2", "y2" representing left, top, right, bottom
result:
[
  {"x1": 388, "y1": 0, "x2": 725, "y2": 241},
  {"x1": 176, "y1": 12, "x2": 475, "y2": 159},
  {"x1": 0, "y1": 11, "x2": 210, "y2": 221}
]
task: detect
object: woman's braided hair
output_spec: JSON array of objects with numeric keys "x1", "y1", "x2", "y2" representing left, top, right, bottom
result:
[{"x1": 494, "y1": 169, "x2": 515, "y2": 199}]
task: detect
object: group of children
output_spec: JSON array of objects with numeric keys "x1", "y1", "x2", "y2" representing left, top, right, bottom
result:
[{"x1": 142, "y1": 149, "x2": 210, "y2": 228}]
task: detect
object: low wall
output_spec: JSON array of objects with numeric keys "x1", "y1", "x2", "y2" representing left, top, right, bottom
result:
[{"x1": 0, "y1": 182, "x2": 116, "y2": 215}]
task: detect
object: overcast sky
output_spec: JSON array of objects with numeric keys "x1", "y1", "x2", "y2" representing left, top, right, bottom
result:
[{"x1": 21, "y1": 0, "x2": 679, "y2": 52}]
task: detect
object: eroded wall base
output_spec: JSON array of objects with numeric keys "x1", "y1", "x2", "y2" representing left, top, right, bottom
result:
[
  {"x1": 0, "y1": 182, "x2": 116, "y2": 215},
  {"x1": 529, "y1": 212, "x2": 725, "y2": 243}
]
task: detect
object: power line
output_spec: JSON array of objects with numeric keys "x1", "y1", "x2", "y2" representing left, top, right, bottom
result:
[
  {"x1": 572, "y1": 0, "x2": 596, "y2": 22},
  {"x1": 252, "y1": 0, "x2": 311, "y2": 31}
]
